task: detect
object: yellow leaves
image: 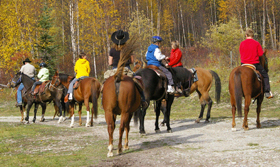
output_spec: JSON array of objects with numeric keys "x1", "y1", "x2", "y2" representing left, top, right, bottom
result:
[{"x1": 217, "y1": 0, "x2": 229, "y2": 23}]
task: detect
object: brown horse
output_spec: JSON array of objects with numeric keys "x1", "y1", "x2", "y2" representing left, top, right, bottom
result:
[
  {"x1": 229, "y1": 52, "x2": 268, "y2": 131},
  {"x1": 51, "y1": 71, "x2": 101, "y2": 127},
  {"x1": 102, "y1": 36, "x2": 140, "y2": 157},
  {"x1": 133, "y1": 60, "x2": 221, "y2": 123}
]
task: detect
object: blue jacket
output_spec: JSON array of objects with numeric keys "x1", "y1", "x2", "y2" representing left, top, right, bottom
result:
[{"x1": 146, "y1": 44, "x2": 162, "y2": 67}]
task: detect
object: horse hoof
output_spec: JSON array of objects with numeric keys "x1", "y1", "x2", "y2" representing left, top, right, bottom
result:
[
  {"x1": 167, "y1": 129, "x2": 172, "y2": 133},
  {"x1": 139, "y1": 130, "x2": 146, "y2": 135},
  {"x1": 195, "y1": 119, "x2": 200, "y2": 123},
  {"x1": 232, "y1": 128, "x2": 236, "y2": 132},
  {"x1": 107, "y1": 152, "x2": 113, "y2": 157},
  {"x1": 85, "y1": 123, "x2": 90, "y2": 127},
  {"x1": 155, "y1": 129, "x2": 160, "y2": 133},
  {"x1": 244, "y1": 127, "x2": 249, "y2": 131},
  {"x1": 117, "y1": 149, "x2": 122, "y2": 155},
  {"x1": 70, "y1": 125, "x2": 74, "y2": 128},
  {"x1": 124, "y1": 146, "x2": 129, "y2": 150}
]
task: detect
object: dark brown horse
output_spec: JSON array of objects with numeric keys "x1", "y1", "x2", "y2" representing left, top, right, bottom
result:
[
  {"x1": 102, "y1": 36, "x2": 141, "y2": 157},
  {"x1": 133, "y1": 60, "x2": 221, "y2": 123},
  {"x1": 51, "y1": 71, "x2": 101, "y2": 127},
  {"x1": 229, "y1": 52, "x2": 268, "y2": 131}
]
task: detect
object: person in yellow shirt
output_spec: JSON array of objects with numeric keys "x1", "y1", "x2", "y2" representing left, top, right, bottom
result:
[{"x1": 67, "y1": 52, "x2": 90, "y2": 101}]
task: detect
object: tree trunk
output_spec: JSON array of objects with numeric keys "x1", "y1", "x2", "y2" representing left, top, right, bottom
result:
[
  {"x1": 151, "y1": 0, "x2": 153, "y2": 36},
  {"x1": 266, "y1": 4, "x2": 274, "y2": 50},
  {"x1": 76, "y1": 0, "x2": 80, "y2": 55},
  {"x1": 179, "y1": 3, "x2": 187, "y2": 48},
  {"x1": 92, "y1": 42, "x2": 97, "y2": 78},
  {"x1": 213, "y1": 0, "x2": 217, "y2": 24},
  {"x1": 272, "y1": 6, "x2": 277, "y2": 50},
  {"x1": 244, "y1": 0, "x2": 248, "y2": 28},
  {"x1": 156, "y1": 0, "x2": 161, "y2": 36},
  {"x1": 61, "y1": 0, "x2": 65, "y2": 64},
  {"x1": 70, "y1": 0, "x2": 77, "y2": 65},
  {"x1": 262, "y1": 0, "x2": 266, "y2": 48},
  {"x1": 136, "y1": 1, "x2": 143, "y2": 59}
]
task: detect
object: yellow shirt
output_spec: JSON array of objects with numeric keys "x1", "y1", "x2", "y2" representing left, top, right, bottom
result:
[{"x1": 74, "y1": 58, "x2": 90, "y2": 78}]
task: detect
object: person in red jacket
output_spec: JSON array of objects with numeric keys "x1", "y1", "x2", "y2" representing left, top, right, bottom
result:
[
  {"x1": 166, "y1": 40, "x2": 183, "y2": 67},
  {"x1": 239, "y1": 28, "x2": 273, "y2": 99}
]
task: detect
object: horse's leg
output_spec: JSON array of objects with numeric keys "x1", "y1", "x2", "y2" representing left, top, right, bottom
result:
[
  {"x1": 25, "y1": 102, "x2": 33, "y2": 124},
  {"x1": 139, "y1": 104, "x2": 148, "y2": 134},
  {"x1": 204, "y1": 95, "x2": 213, "y2": 123},
  {"x1": 40, "y1": 103, "x2": 46, "y2": 122},
  {"x1": 78, "y1": 103, "x2": 83, "y2": 126},
  {"x1": 256, "y1": 97, "x2": 263, "y2": 128},
  {"x1": 53, "y1": 103, "x2": 58, "y2": 119},
  {"x1": 243, "y1": 96, "x2": 251, "y2": 130},
  {"x1": 117, "y1": 113, "x2": 128, "y2": 155},
  {"x1": 105, "y1": 110, "x2": 116, "y2": 157},
  {"x1": 230, "y1": 95, "x2": 237, "y2": 131},
  {"x1": 54, "y1": 100, "x2": 63, "y2": 123},
  {"x1": 124, "y1": 113, "x2": 133, "y2": 151},
  {"x1": 33, "y1": 103, "x2": 39, "y2": 123},
  {"x1": 165, "y1": 95, "x2": 174, "y2": 133},
  {"x1": 69, "y1": 104, "x2": 75, "y2": 128},
  {"x1": 20, "y1": 105, "x2": 24, "y2": 122},
  {"x1": 155, "y1": 100, "x2": 162, "y2": 133},
  {"x1": 195, "y1": 91, "x2": 205, "y2": 123},
  {"x1": 84, "y1": 99, "x2": 91, "y2": 127}
]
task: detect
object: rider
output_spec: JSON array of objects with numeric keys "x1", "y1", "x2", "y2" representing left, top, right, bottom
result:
[
  {"x1": 17, "y1": 58, "x2": 36, "y2": 106},
  {"x1": 166, "y1": 40, "x2": 183, "y2": 68},
  {"x1": 31, "y1": 62, "x2": 49, "y2": 95},
  {"x1": 239, "y1": 28, "x2": 273, "y2": 99},
  {"x1": 145, "y1": 36, "x2": 175, "y2": 93},
  {"x1": 109, "y1": 30, "x2": 148, "y2": 109},
  {"x1": 67, "y1": 52, "x2": 90, "y2": 101}
]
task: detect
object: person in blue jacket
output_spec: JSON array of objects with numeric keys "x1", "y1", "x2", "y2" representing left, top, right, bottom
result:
[{"x1": 145, "y1": 36, "x2": 175, "y2": 93}]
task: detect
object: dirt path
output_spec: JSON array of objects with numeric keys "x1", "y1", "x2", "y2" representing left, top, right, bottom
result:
[{"x1": 1, "y1": 115, "x2": 280, "y2": 166}]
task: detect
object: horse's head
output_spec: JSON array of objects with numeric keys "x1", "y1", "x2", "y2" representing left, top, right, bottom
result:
[
  {"x1": 51, "y1": 71, "x2": 61, "y2": 87},
  {"x1": 10, "y1": 72, "x2": 22, "y2": 88},
  {"x1": 260, "y1": 50, "x2": 268, "y2": 72},
  {"x1": 133, "y1": 59, "x2": 143, "y2": 72}
]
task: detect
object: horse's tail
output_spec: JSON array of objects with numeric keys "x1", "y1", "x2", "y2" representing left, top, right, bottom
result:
[
  {"x1": 91, "y1": 80, "x2": 100, "y2": 119},
  {"x1": 234, "y1": 71, "x2": 243, "y2": 117},
  {"x1": 114, "y1": 35, "x2": 139, "y2": 82},
  {"x1": 209, "y1": 70, "x2": 221, "y2": 104}
]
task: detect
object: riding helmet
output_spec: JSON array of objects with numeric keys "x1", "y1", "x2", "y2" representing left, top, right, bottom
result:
[
  {"x1": 39, "y1": 62, "x2": 47, "y2": 67},
  {"x1": 151, "y1": 36, "x2": 163, "y2": 43}
]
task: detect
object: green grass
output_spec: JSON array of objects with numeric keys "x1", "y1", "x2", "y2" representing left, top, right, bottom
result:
[{"x1": 0, "y1": 122, "x2": 108, "y2": 167}]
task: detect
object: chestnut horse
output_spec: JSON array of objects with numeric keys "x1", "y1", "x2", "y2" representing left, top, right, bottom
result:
[
  {"x1": 51, "y1": 71, "x2": 101, "y2": 127},
  {"x1": 229, "y1": 52, "x2": 268, "y2": 131},
  {"x1": 133, "y1": 60, "x2": 221, "y2": 123},
  {"x1": 102, "y1": 36, "x2": 141, "y2": 157}
]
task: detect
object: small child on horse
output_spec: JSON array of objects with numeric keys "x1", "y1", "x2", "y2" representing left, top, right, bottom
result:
[
  {"x1": 145, "y1": 36, "x2": 175, "y2": 93},
  {"x1": 31, "y1": 62, "x2": 49, "y2": 95}
]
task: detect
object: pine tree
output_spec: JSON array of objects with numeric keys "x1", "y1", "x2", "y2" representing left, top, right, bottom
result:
[{"x1": 35, "y1": 4, "x2": 58, "y2": 77}]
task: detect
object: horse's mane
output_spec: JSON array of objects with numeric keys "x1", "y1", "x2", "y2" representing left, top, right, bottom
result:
[
  {"x1": 114, "y1": 35, "x2": 139, "y2": 81},
  {"x1": 59, "y1": 73, "x2": 73, "y2": 83}
]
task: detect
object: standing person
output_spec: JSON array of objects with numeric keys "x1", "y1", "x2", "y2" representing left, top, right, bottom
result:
[
  {"x1": 17, "y1": 58, "x2": 36, "y2": 106},
  {"x1": 166, "y1": 40, "x2": 183, "y2": 67},
  {"x1": 31, "y1": 62, "x2": 49, "y2": 95},
  {"x1": 146, "y1": 36, "x2": 175, "y2": 93},
  {"x1": 239, "y1": 28, "x2": 273, "y2": 99},
  {"x1": 108, "y1": 30, "x2": 148, "y2": 109},
  {"x1": 67, "y1": 52, "x2": 90, "y2": 101}
]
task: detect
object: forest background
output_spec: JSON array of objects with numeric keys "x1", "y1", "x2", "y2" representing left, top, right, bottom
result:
[{"x1": 0, "y1": 0, "x2": 280, "y2": 83}]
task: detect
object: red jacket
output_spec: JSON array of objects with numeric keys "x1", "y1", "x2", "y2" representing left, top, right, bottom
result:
[
  {"x1": 239, "y1": 38, "x2": 263, "y2": 64},
  {"x1": 168, "y1": 48, "x2": 183, "y2": 67}
]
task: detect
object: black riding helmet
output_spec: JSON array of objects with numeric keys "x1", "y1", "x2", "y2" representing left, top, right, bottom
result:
[{"x1": 39, "y1": 62, "x2": 47, "y2": 67}]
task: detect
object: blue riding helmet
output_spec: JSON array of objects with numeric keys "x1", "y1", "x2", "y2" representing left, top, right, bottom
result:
[
  {"x1": 151, "y1": 36, "x2": 163, "y2": 43},
  {"x1": 39, "y1": 62, "x2": 47, "y2": 67}
]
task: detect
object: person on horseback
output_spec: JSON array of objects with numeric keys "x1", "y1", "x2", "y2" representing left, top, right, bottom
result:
[
  {"x1": 31, "y1": 62, "x2": 49, "y2": 95},
  {"x1": 239, "y1": 28, "x2": 273, "y2": 99},
  {"x1": 146, "y1": 36, "x2": 175, "y2": 93},
  {"x1": 109, "y1": 30, "x2": 148, "y2": 109},
  {"x1": 166, "y1": 40, "x2": 183, "y2": 68},
  {"x1": 67, "y1": 52, "x2": 90, "y2": 101},
  {"x1": 17, "y1": 58, "x2": 36, "y2": 106}
]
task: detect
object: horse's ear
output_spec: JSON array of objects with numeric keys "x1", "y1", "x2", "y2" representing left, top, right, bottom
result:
[
  {"x1": 263, "y1": 49, "x2": 267, "y2": 55},
  {"x1": 55, "y1": 71, "x2": 58, "y2": 75}
]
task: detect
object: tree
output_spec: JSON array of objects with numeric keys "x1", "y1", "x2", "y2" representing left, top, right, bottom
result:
[{"x1": 35, "y1": 4, "x2": 58, "y2": 77}]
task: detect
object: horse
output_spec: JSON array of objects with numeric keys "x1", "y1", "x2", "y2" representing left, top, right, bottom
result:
[
  {"x1": 102, "y1": 36, "x2": 141, "y2": 157},
  {"x1": 229, "y1": 52, "x2": 268, "y2": 131},
  {"x1": 10, "y1": 72, "x2": 65, "y2": 123},
  {"x1": 51, "y1": 71, "x2": 101, "y2": 127},
  {"x1": 133, "y1": 60, "x2": 221, "y2": 124}
]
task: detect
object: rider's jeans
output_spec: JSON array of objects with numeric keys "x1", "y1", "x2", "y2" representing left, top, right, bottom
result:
[{"x1": 17, "y1": 83, "x2": 24, "y2": 104}]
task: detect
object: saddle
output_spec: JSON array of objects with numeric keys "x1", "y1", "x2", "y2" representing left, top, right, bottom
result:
[
  {"x1": 241, "y1": 64, "x2": 261, "y2": 81},
  {"x1": 34, "y1": 81, "x2": 49, "y2": 95}
]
